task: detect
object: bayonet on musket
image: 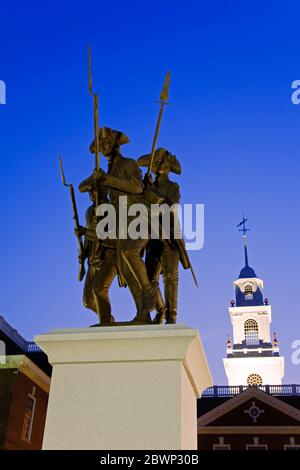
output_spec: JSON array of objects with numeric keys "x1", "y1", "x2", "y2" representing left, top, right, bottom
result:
[
  {"x1": 88, "y1": 46, "x2": 100, "y2": 172},
  {"x1": 59, "y1": 156, "x2": 86, "y2": 282},
  {"x1": 147, "y1": 71, "x2": 171, "y2": 176}
]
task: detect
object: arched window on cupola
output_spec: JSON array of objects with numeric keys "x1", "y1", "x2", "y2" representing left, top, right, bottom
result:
[
  {"x1": 244, "y1": 284, "x2": 253, "y2": 300},
  {"x1": 244, "y1": 319, "x2": 259, "y2": 345}
]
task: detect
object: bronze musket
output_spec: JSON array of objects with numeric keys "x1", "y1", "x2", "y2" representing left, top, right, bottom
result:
[{"x1": 59, "y1": 156, "x2": 86, "y2": 281}]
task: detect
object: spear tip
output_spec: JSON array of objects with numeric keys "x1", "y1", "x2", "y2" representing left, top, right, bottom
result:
[{"x1": 160, "y1": 70, "x2": 171, "y2": 102}]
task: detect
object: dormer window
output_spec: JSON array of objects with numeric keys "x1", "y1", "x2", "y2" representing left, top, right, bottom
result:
[{"x1": 245, "y1": 284, "x2": 253, "y2": 300}]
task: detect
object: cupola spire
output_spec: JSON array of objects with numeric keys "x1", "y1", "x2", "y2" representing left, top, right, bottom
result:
[
  {"x1": 223, "y1": 219, "x2": 284, "y2": 386},
  {"x1": 237, "y1": 214, "x2": 250, "y2": 268},
  {"x1": 237, "y1": 215, "x2": 257, "y2": 279}
]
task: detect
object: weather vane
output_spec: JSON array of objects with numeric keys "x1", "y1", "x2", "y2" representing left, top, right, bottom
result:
[{"x1": 237, "y1": 214, "x2": 250, "y2": 236}]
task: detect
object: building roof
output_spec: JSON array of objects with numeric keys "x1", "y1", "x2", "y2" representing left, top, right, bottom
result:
[
  {"x1": 198, "y1": 386, "x2": 300, "y2": 427},
  {"x1": 198, "y1": 385, "x2": 300, "y2": 417},
  {"x1": 0, "y1": 316, "x2": 51, "y2": 377},
  {"x1": 239, "y1": 264, "x2": 257, "y2": 279}
]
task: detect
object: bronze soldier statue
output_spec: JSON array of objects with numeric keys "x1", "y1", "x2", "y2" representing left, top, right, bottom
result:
[
  {"x1": 138, "y1": 148, "x2": 182, "y2": 324},
  {"x1": 91, "y1": 127, "x2": 156, "y2": 324},
  {"x1": 76, "y1": 182, "x2": 118, "y2": 325},
  {"x1": 61, "y1": 53, "x2": 192, "y2": 326}
]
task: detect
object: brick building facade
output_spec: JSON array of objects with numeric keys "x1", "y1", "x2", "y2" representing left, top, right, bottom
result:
[
  {"x1": 198, "y1": 385, "x2": 300, "y2": 450},
  {"x1": 0, "y1": 316, "x2": 51, "y2": 450}
]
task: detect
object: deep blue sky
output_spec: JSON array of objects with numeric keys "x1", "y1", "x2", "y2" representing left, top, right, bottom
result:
[{"x1": 0, "y1": 1, "x2": 300, "y2": 384}]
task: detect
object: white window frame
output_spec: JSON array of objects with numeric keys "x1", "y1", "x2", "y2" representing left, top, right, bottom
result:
[
  {"x1": 213, "y1": 444, "x2": 231, "y2": 450},
  {"x1": 213, "y1": 437, "x2": 231, "y2": 450},
  {"x1": 246, "y1": 444, "x2": 268, "y2": 450},
  {"x1": 246, "y1": 437, "x2": 268, "y2": 450},
  {"x1": 284, "y1": 437, "x2": 300, "y2": 450},
  {"x1": 244, "y1": 319, "x2": 259, "y2": 345},
  {"x1": 22, "y1": 389, "x2": 36, "y2": 443}
]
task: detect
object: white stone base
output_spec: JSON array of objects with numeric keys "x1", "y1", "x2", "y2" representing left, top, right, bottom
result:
[{"x1": 35, "y1": 324, "x2": 212, "y2": 450}]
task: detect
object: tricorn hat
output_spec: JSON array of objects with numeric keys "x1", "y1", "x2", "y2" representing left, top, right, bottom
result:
[
  {"x1": 137, "y1": 148, "x2": 181, "y2": 175},
  {"x1": 90, "y1": 127, "x2": 130, "y2": 153}
]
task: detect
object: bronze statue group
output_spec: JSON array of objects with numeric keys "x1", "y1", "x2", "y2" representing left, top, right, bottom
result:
[
  {"x1": 61, "y1": 60, "x2": 196, "y2": 326},
  {"x1": 75, "y1": 127, "x2": 191, "y2": 326}
]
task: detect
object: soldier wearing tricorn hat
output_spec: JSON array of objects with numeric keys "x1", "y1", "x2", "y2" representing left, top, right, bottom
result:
[
  {"x1": 138, "y1": 148, "x2": 182, "y2": 324},
  {"x1": 76, "y1": 178, "x2": 119, "y2": 324},
  {"x1": 91, "y1": 126, "x2": 156, "y2": 323}
]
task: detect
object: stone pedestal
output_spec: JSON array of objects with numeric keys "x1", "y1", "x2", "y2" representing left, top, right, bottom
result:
[{"x1": 35, "y1": 324, "x2": 212, "y2": 450}]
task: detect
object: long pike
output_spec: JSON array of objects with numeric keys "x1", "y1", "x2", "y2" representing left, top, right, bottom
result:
[{"x1": 147, "y1": 71, "x2": 170, "y2": 176}]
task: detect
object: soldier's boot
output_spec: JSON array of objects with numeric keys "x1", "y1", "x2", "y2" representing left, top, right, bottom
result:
[
  {"x1": 151, "y1": 280, "x2": 165, "y2": 324},
  {"x1": 165, "y1": 308, "x2": 177, "y2": 325},
  {"x1": 131, "y1": 287, "x2": 155, "y2": 324},
  {"x1": 163, "y1": 272, "x2": 178, "y2": 325},
  {"x1": 94, "y1": 296, "x2": 115, "y2": 326},
  {"x1": 153, "y1": 306, "x2": 166, "y2": 324},
  {"x1": 100, "y1": 314, "x2": 115, "y2": 325},
  {"x1": 131, "y1": 312, "x2": 152, "y2": 324},
  {"x1": 166, "y1": 315, "x2": 176, "y2": 324}
]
